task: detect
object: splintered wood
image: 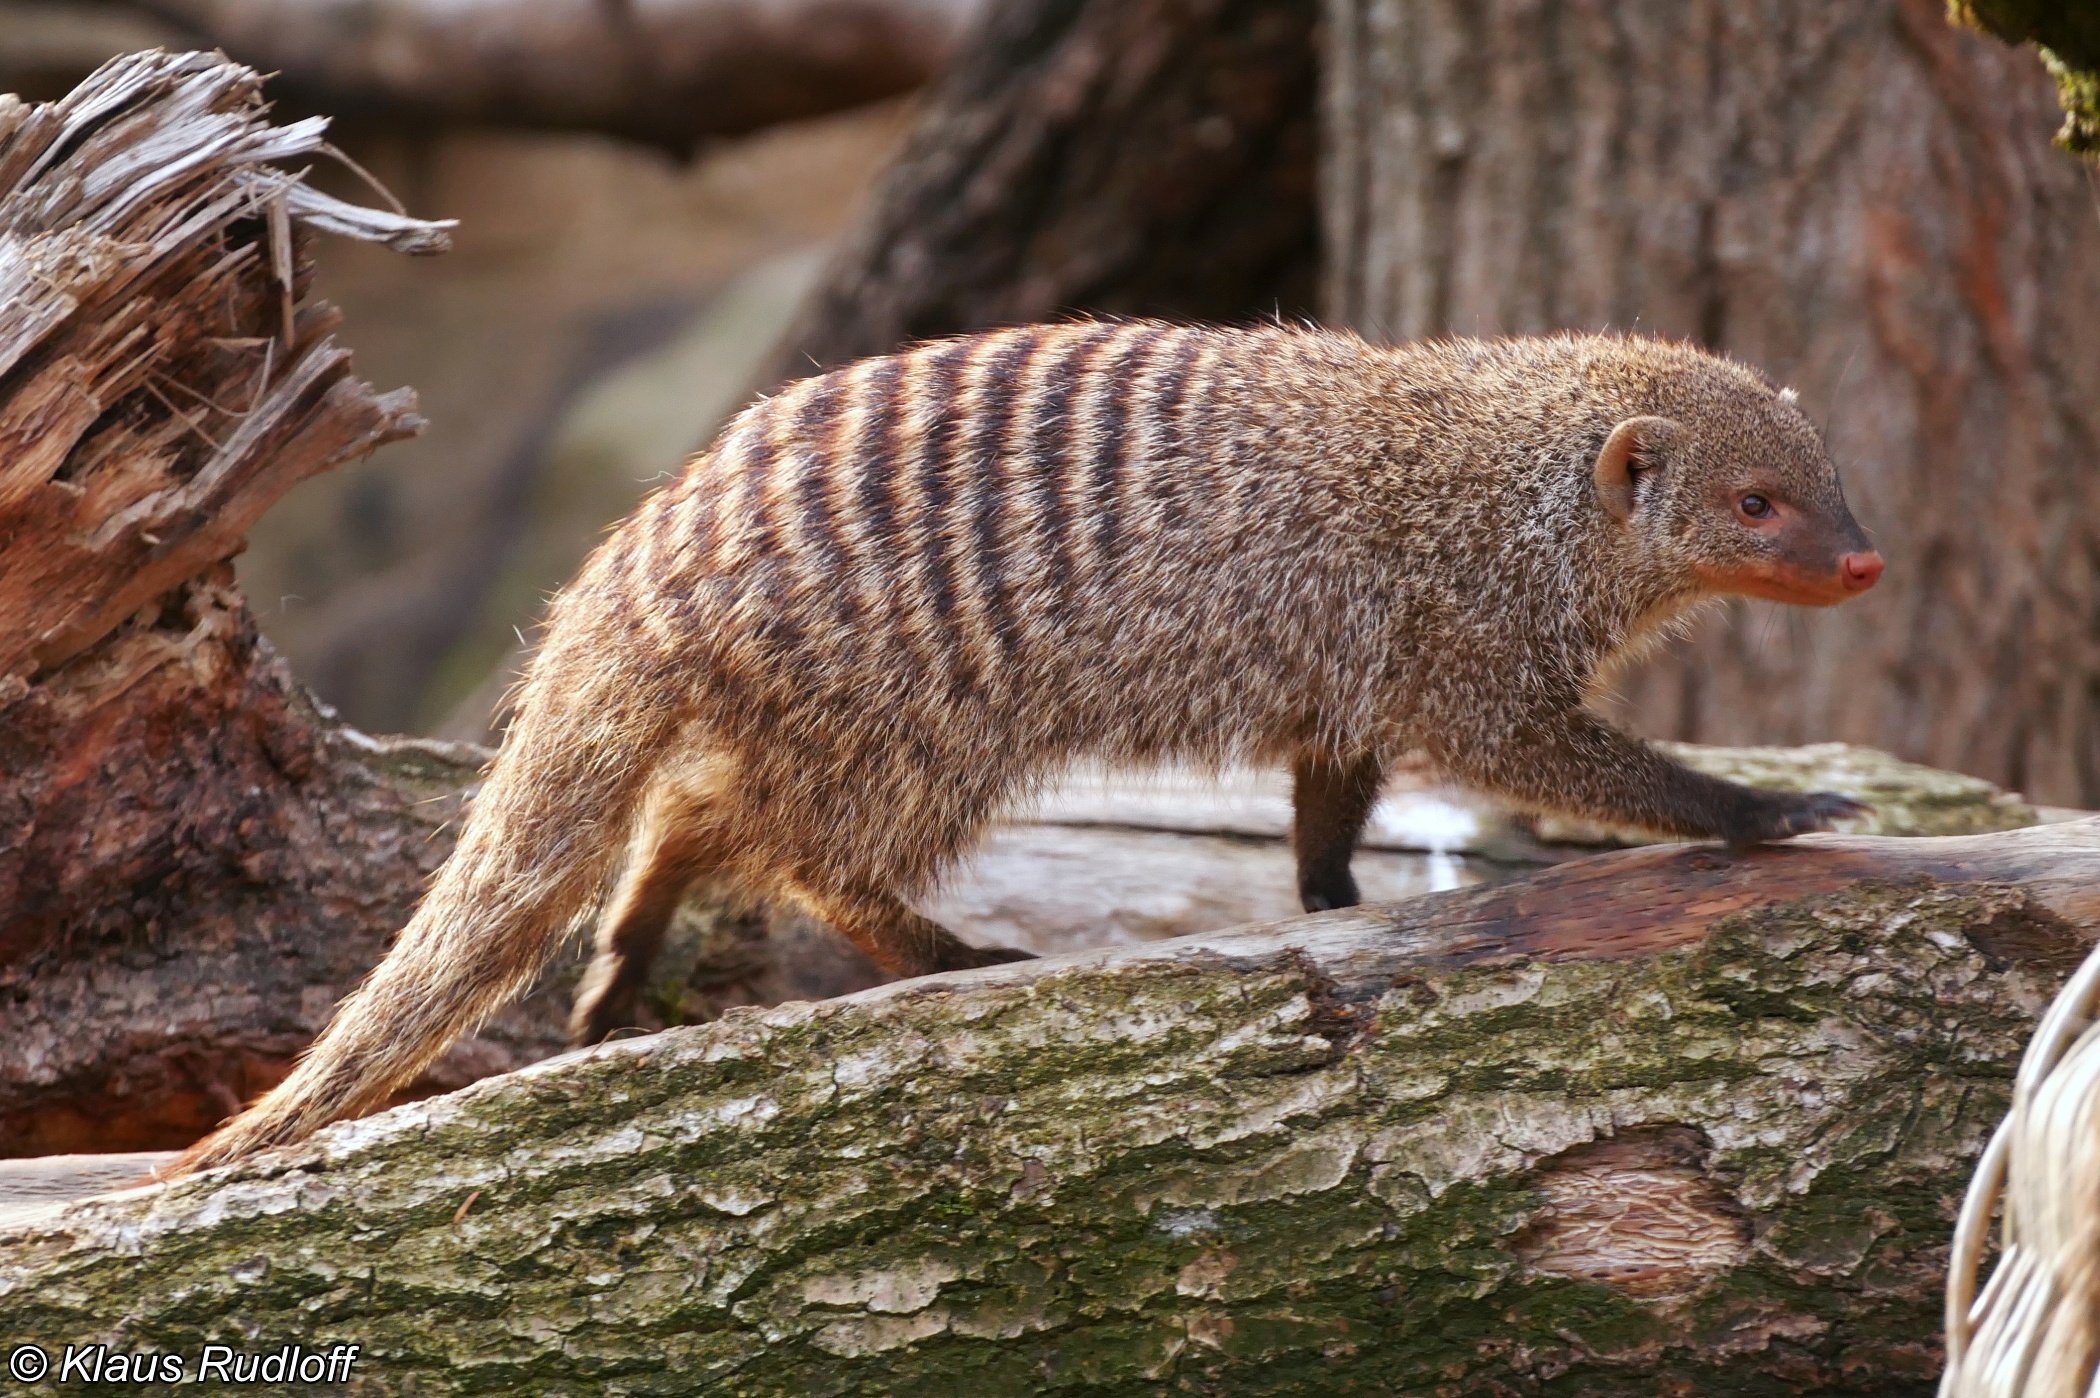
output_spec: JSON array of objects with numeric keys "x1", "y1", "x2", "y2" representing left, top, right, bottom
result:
[
  {"x1": 0, "y1": 50, "x2": 451, "y2": 691},
  {"x1": 0, "y1": 53, "x2": 483, "y2": 1155}
]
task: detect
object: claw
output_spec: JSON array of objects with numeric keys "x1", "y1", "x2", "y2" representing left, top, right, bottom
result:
[
  {"x1": 1722, "y1": 789, "x2": 1871, "y2": 850},
  {"x1": 1793, "y1": 791, "x2": 1871, "y2": 832},
  {"x1": 935, "y1": 943, "x2": 1037, "y2": 971}
]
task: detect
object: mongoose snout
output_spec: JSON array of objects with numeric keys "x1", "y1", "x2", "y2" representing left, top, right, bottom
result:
[
  {"x1": 1687, "y1": 500, "x2": 1882, "y2": 607},
  {"x1": 171, "y1": 322, "x2": 1885, "y2": 1175},
  {"x1": 1841, "y1": 551, "x2": 1885, "y2": 592}
]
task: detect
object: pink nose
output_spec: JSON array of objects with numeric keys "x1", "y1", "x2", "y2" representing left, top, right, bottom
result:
[{"x1": 1841, "y1": 551, "x2": 1884, "y2": 591}]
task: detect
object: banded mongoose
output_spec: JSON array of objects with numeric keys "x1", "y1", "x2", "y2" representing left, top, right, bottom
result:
[{"x1": 175, "y1": 321, "x2": 1883, "y2": 1173}]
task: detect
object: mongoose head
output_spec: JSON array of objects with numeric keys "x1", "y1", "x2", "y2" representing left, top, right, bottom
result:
[{"x1": 1591, "y1": 361, "x2": 1882, "y2": 607}]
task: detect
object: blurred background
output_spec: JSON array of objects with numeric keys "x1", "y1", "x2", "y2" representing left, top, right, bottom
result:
[
  {"x1": 4, "y1": 0, "x2": 2098, "y2": 795},
  {"x1": 233, "y1": 122, "x2": 900, "y2": 742},
  {"x1": 4, "y1": 0, "x2": 938, "y2": 742}
]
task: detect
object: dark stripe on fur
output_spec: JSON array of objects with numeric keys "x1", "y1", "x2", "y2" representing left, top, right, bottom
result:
[
  {"x1": 1088, "y1": 326, "x2": 1168, "y2": 574},
  {"x1": 794, "y1": 374, "x2": 854, "y2": 632},
  {"x1": 1147, "y1": 332, "x2": 1205, "y2": 532},
  {"x1": 1028, "y1": 329, "x2": 1100, "y2": 619},
  {"x1": 909, "y1": 338, "x2": 977, "y2": 700},
  {"x1": 967, "y1": 332, "x2": 1041, "y2": 671},
  {"x1": 852, "y1": 355, "x2": 907, "y2": 593}
]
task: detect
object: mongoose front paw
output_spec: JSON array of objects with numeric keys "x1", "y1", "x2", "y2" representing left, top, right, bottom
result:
[
  {"x1": 1299, "y1": 873, "x2": 1362, "y2": 914},
  {"x1": 1723, "y1": 790, "x2": 1870, "y2": 850}
]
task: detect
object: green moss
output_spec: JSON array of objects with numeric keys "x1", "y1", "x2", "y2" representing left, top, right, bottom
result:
[{"x1": 2041, "y1": 48, "x2": 2100, "y2": 155}]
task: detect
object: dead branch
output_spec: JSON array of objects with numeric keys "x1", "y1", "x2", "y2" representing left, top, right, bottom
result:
[
  {"x1": 0, "y1": 52, "x2": 496, "y2": 1152},
  {"x1": 45, "y1": 0, "x2": 990, "y2": 152}
]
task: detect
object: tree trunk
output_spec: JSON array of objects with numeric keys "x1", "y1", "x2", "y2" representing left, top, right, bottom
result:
[
  {"x1": 6, "y1": 822, "x2": 2097, "y2": 1394},
  {"x1": 774, "y1": 0, "x2": 1321, "y2": 378},
  {"x1": 1322, "y1": 0, "x2": 2100, "y2": 808}
]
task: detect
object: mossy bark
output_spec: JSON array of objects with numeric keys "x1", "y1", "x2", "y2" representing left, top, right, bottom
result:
[
  {"x1": 6, "y1": 823, "x2": 2097, "y2": 1395},
  {"x1": 1948, "y1": 0, "x2": 2100, "y2": 155}
]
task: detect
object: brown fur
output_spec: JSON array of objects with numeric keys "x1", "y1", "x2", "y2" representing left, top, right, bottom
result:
[{"x1": 173, "y1": 322, "x2": 1879, "y2": 1173}]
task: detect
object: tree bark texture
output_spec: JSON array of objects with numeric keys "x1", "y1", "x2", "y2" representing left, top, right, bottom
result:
[
  {"x1": 6, "y1": 822, "x2": 2098, "y2": 1394},
  {"x1": 104, "y1": 0, "x2": 984, "y2": 154},
  {"x1": 1322, "y1": 0, "x2": 2100, "y2": 808},
  {"x1": 775, "y1": 0, "x2": 1321, "y2": 378},
  {"x1": 0, "y1": 579, "x2": 578, "y2": 1156}
]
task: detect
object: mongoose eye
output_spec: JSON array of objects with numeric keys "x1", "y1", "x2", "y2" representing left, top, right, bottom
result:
[{"x1": 1740, "y1": 494, "x2": 1772, "y2": 519}]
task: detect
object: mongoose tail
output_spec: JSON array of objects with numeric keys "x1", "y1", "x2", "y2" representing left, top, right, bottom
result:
[{"x1": 169, "y1": 587, "x2": 678, "y2": 1175}]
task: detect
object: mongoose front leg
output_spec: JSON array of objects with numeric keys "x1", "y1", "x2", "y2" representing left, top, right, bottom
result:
[
  {"x1": 1290, "y1": 751, "x2": 1384, "y2": 912},
  {"x1": 1432, "y1": 707, "x2": 1865, "y2": 849}
]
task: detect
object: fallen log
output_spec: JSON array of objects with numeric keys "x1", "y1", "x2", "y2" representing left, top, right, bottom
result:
[
  {"x1": 112, "y1": 0, "x2": 986, "y2": 153},
  {"x1": 5, "y1": 821, "x2": 2095, "y2": 1393}
]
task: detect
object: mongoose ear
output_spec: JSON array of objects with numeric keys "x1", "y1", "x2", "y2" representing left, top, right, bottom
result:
[{"x1": 1592, "y1": 416, "x2": 1679, "y2": 521}]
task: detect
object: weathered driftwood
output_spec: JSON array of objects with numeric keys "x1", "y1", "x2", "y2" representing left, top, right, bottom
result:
[{"x1": 5, "y1": 822, "x2": 2096, "y2": 1393}]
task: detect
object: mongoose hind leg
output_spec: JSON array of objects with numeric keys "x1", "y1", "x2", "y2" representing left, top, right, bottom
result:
[
  {"x1": 569, "y1": 840, "x2": 721, "y2": 1047},
  {"x1": 1290, "y1": 751, "x2": 1383, "y2": 912},
  {"x1": 569, "y1": 762, "x2": 734, "y2": 1047},
  {"x1": 794, "y1": 884, "x2": 1034, "y2": 979}
]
